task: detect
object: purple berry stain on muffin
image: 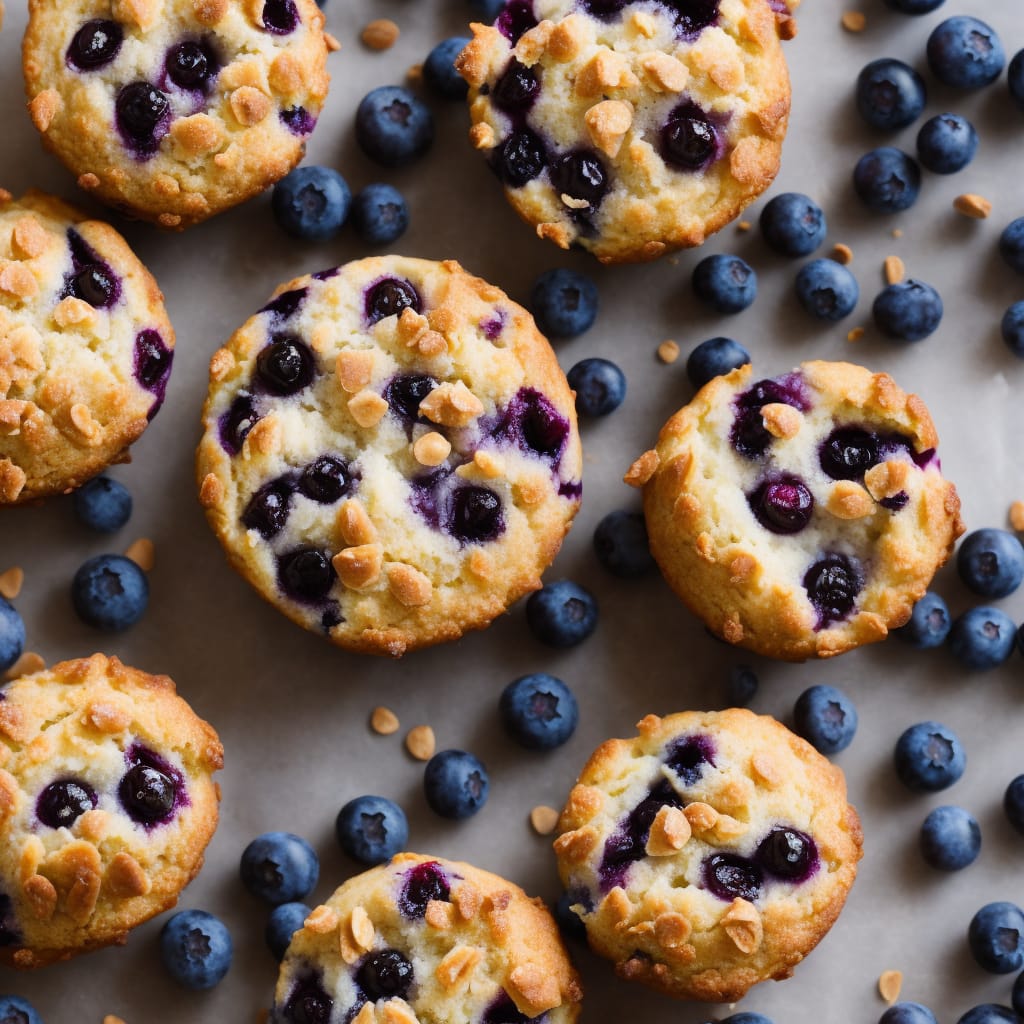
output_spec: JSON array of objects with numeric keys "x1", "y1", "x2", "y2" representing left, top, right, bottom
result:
[
  {"x1": 134, "y1": 330, "x2": 174, "y2": 417},
  {"x1": 67, "y1": 19, "x2": 123, "y2": 71},
  {"x1": 118, "y1": 744, "x2": 187, "y2": 828},
  {"x1": 599, "y1": 779, "x2": 685, "y2": 891},
  {"x1": 261, "y1": 288, "x2": 308, "y2": 320},
  {"x1": 219, "y1": 393, "x2": 260, "y2": 454},
  {"x1": 281, "y1": 106, "x2": 317, "y2": 137},
  {"x1": 496, "y1": 1, "x2": 538, "y2": 43},
  {"x1": 63, "y1": 230, "x2": 122, "y2": 309},
  {"x1": 492, "y1": 388, "x2": 570, "y2": 465},
  {"x1": 398, "y1": 861, "x2": 451, "y2": 919},
  {"x1": 730, "y1": 372, "x2": 810, "y2": 458},
  {"x1": 480, "y1": 312, "x2": 506, "y2": 341},
  {"x1": 665, "y1": 733, "x2": 716, "y2": 784}
]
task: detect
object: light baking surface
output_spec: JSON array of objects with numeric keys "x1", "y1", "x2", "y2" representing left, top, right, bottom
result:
[{"x1": 1, "y1": 2, "x2": 1022, "y2": 1021}]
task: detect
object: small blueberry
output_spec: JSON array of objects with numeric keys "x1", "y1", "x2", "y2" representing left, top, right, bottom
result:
[
  {"x1": 919, "y1": 806, "x2": 981, "y2": 871},
  {"x1": 272, "y1": 166, "x2": 351, "y2": 241},
  {"x1": 793, "y1": 685, "x2": 858, "y2": 755},
  {"x1": 423, "y1": 750, "x2": 489, "y2": 819},
  {"x1": 686, "y1": 337, "x2": 751, "y2": 390},
  {"x1": 760, "y1": 193, "x2": 827, "y2": 257},
  {"x1": 265, "y1": 902, "x2": 310, "y2": 961},
  {"x1": 949, "y1": 607, "x2": 1017, "y2": 670},
  {"x1": 593, "y1": 510, "x2": 654, "y2": 578},
  {"x1": 691, "y1": 254, "x2": 757, "y2": 314},
  {"x1": 355, "y1": 86, "x2": 434, "y2": 167},
  {"x1": 894, "y1": 721, "x2": 966, "y2": 792},
  {"x1": 567, "y1": 358, "x2": 626, "y2": 417},
  {"x1": 350, "y1": 184, "x2": 409, "y2": 246},
  {"x1": 529, "y1": 268, "x2": 599, "y2": 338},
  {"x1": 525, "y1": 579, "x2": 598, "y2": 648},
  {"x1": 499, "y1": 674, "x2": 579, "y2": 750},
  {"x1": 70, "y1": 554, "x2": 149, "y2": 631},
  {"x1": 335, "y1": 796, "x2": 409, "y2": 866},
  {"x1": 240, "y1": 832, "x2": 319, "y2": 905},
  {"x1": 160, "y1": 909, "x2": 233, "y2": 990},
  {"x1": 72, "y1": 476, "x2": 132, "y2": 532}
]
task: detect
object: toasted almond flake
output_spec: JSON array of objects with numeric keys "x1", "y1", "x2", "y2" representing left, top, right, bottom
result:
[
  {"x1": 654, "y1": 911, "x2": 691, "y2": 947},
  {"x1": 879, "y1": 969, "x2": 903, "y2": 1004},
  {"x1": 865, "y1": 460, "x2": 909, "y2": 501},
  {"x1": 349, "y1": 390, "x2": 389, "y2": 428},
  {"x1": 419, "y1": 381, "x2": 484, "y2": 427},
  {"x1": 761, "y1": 403, "x2": 802, "y2": 439},
  {"x1": 1010, "y1": 501, "x2": 1024, "y2": 532},
  {"x1": 425, "y1": 899, "x2": 453, "y2": 929},
  {"x1": 412, "y1": 432, "x2": 451, "y2": 467},
  {"x1": 0, "y1": 567, "x2": 23, "y2": 600},
  {"x1": 124, "y1": 538, "x2": 155, "y2": 571},
  {"x1": 584, "y1": 99, "x2": 633, "y2": 158},
  {"x1": 953, "y1": 193, "x2": 991, "y2": 219},
  {"x1": 304, "y1": 905, "x2": 339, "y2": 934},
  {"x1": 436, "y1": 944, "x2": 483, "y2": 991},
  {"x1": 387, "y1": 563, "x2": 433, "y2": 608},
  {"x1": 336, "y1": 350, "x2": 374, "y2": 394},
  {"x1": 229, "y1": 86, "x2": 271, "y2": 126},
  {"x1": 371, "y1": 706, "x2": 399, "y2": 735},
  {"x1": 736, "y1": 220, "x2": 751, "y2": 232},
  {"x1": 722, "y1": 897, "x2": 763, "y2": 954},
  {"x1": 657, "y1": 340, "x2": 680, "y2": 364},
  {"x1": 831, "y1": 243, "x2": 853, "y2": 265},
  {"x1": 530, "y1": 805, "x2": 560, "y2": 835},
  {"x1": 333, "y1": 544, "x2": 383, "y2": 591},
  {"x1": 361, "y1": 18, "x2": 399, "y2": 50},
  {"x1": 350, "y1": 906, "x2": 375, "y2": 950},
  {"x1": 325, "y1": 31, "x2": 341, "y2": 52},
  {"x1": 884, "y1": 255, "x2": 905, "y2": 285},
  {"x1": 560, "y1": 193, "x2": 591, "y2": 210},
  {"x1": 4, "y1": 652, "x2": 44, "y2": 681},
  {"x1": 337, "y1": 499, "x2": 377, "y2": 546},
  {"x1": 351, "y1": 1004, "x2": 376, "y2": 1024},
  {"x1": 645, "y1": 804, "x2": 691, "y2": 855},
  {"x1": 469, "y1": 122, "x2": 496, "y2": 150},
  {"x1": 624, "y1": 449, "x2": 659, "y2": 488},
  {"x1": 405, "y1": 725, "x2": 436, "y2": 761},
  {"x1": 828, "y1": 481, "x2": 875, "y2": 519},
  {"x1": 841, "y1": 11, "x2": 866, "y2": 32},
  {"x1": 847, "y1": 326, "x2": 865, "y2": 343}
]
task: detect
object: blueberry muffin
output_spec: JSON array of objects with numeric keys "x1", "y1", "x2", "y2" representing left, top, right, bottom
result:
[
  {"x1": 0, "y1": 189, "x2": 174, "y2": 505},
  {"x1": 23, "y1": 0, "x2": 330, "y2": 228},
  {"x1": 628, "y1": 360, "x2": 963, "y2": 660},
  {"x1": 0, "y1": 653, "x2": 223, "y2": 968},
  {"x1": 555, "y1": 709, "x2": 862, "y2": 1002},
  {"x1": 271, "y1": 853, "x2": 583, "y2": 1024},
  {"x1": 196, "y1": 256, "x2": 583, "y2": 657},
  {"x1": 457, "y1": 0, "x2": 790, "y2": 263}
]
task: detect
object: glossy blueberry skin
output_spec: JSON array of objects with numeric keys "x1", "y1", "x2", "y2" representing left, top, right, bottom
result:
[
  {"x1": 854, "y1": 147, "x2": 921, "y2": 212},
  {"x1": 335, "y1": 795, "x2": 409, "y2": 865},
  {"x1": 1005, "y1": 776, "x2": 1024, "y2": 836},
  {"x1": 920, "y1": 805, "x2": 981, "y2": 871},
  {"x1": 957, "y1": 529, "x2": 1024, "y2": 598},
  {"x1": 423, "y1": 750, "x2": 489, "y2": 819},
  {"x1": 793, "y1": 685, "x2": 858, "y2": 755},
  {"x1": 873, "y1": 279, "x2": 943, "y2": 342},
  {"x1": 894, "y1": 721, "x2": 965, "y2": 792},
  {"x1": 1001, "y1": 302, "x2": 1024, "y2": 359},
  {"x1": 160, "y1": 910, "x2": 233, "y2": 990},
  {"x1": 0, "y1": 598, "x2": 25, "y2": 674},
  {"x1": 1010, "y1": 51, "x2": 1024, "y2": 111},
  {"x1": 240, "y1": 832, "x2": 319, "y2": 906},
  {"x1": 424, "y1": 37, "x2": 471, "y2": 99},
  {"x1": 355, "y1": 86, "x2": 434, "y2": 167},
  {"x1": 71, "y1": 554, "x2": 148, "y2": 631},
  {"x1": 927, "y1": 17, "x2": 1005, "y2": 90},
  {"x1": 882, "y1": 0, "x2": 944, "y2": 12},
  {"x1": 956, "y1": 1006, "x2": 1018, "y2": 1024},
  {"x1": 721, "y1": 1015, "x2": 774, "y2": 1024},
  {"x1": 272, "y1": 166, "x2": 350, "y2": 241},
  {"x1": 895, "y1": 591, "x2": 950, "y2": 648},
  {"x1": 567, "y1": 358, "x2": 626, "y2": 417},
  {"x1": 856, "y1": 59, "x2": 927, "y2": 131},
  {"x1": 593, "y1": 510, "x2": 654, "y2": 578},
  {"x1": 916, "y1": 114, "x2": 978, "y2": 174},
  {"x1": 1000, "y1": 219, "x2": 1024, "y2": 274},
  {"x1": 529, "y1": 268, "x2": 599, "y2": 338},
  {"x1": 968, "y1": 902, "x2": 1024, "y2": 973},
  {"x1": 526, "y1": 579, "x2": 598, "y2": 648},
  {"x1": 881, "y1": 1004, "x2": 939, "y2": 1024},
  {"x1": 692, "y1": 254, "x2": 757, "y2": 313},
  {"x1": 949, "y1": 606, "x2": 1017, "y2": 670},
  {"x1": 726, "y1": 665, "x2": 758, "y2": 707},
  {"x1": 0, "y1": 996, "x2": 43, "y2": 1024},
  {"x1": 686, "y1": 337, "x2": 751, "y2": 390},
  {"x1": 795, "y1": 258, "x2": 859, "y2": 320},
  {"x1": 265, "y1": 901, "x2": 310, "y2": 961},
  {"x1": 351, "y1": 184, "x2": 409, "y2": 245},
  {"x1": 72, "y1": 476, "x2": 132, "y2": 532},
  {"x1": 760, "y1": 193, "x2": 827, "y2": 257},
  {"x1": 500, "y1": 673, "x2": 579, "y2": 750}
]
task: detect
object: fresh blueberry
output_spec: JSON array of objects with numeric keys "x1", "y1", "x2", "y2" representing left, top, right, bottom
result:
[
  {"x1": 880, "y1": 1004, "x2": 939, "y2": 1024},
  {"x1": 854, "y1": 147, "x2": 921, "y2": 212},
  {"x1": 72, "y1": 476, "x2": 132, "y2": 532},
  {"x1": 882, "y1": 0, "x2": 943, "y2": 12},
  {"x1": 526, "y1": 579, "x2": 598, "y2": 648},
  {"x1": 468, "y1": 0, "x2": 506, "y2": 19},
  {"x1": 726, "y1": 665, "x2": 758, "y2": 707},
  {"x1": 495, "y1": 128, "x2": 548, "y2": 187},
  {"x1": 240, "y1": 832, "x2": 319, "y2": 905},
  {"x1": 1010, "y1": 51, "x2": 1024, "y2": 111},
  {"x1": 166, "y1": 39, "x2": 219, "y2": 91},
  {"x1": 721, "y1": 1015, "x2": 774, "y2": 1024},
  {"x1": 660, "y1": 103, "x2": 719, "y2": 170},
  {"x1": 424, "y1": 37, "x2": 471, "y2": 99},
  {"x1": 355, "y1": 86, "x2": 434, "y2": 167},
  {"x1": 37, "y1": 779, "x2": 97, "y2": 829},
  {"x1": 916, "y1": 113, "x2": 978, "y2": 174},
  {"x1": 593, "y1": 510, "x2": 654, "y2": 578},
  {"x1": 70, "y1": 554, "x2": 148, "y2": 631},
  {"x1": 692, "y1": 254, "x2": 757, "y2": 313},
  {"x1": 1001, "y1": 302, "x2": 1024, "y2": 359},
  {"x1": 554, "y1": 892, "x2": 587, "y2": 941},
  {"x1": 756, "y1": 826, "x2": 818, "y2": 881},
  {"x1": 804, "y1": 553, "x2": 863, "y2": 627},
  {"x1": 265, "y1": 902, "x2": 310, "y2": 962},
  {"x1": 927, "y1": 17, "x2": 1005, "y2": 90},
  {"x1": 567, "y1": 358, "x2": 626, "y2": 417},
  {"x1": 795, "y1": 258, "x2": 859, "y2": 320},
  {"x1": 749, "y1": 475, "x2": 814, "y2": 534},
  {"x1": 160, "y1": 909, "x2": 233, "y2": 990},
  {"x1": 760, "y1": 193, "x2": 827, "y2": 257},
  {"x1": 357, "y1": 948, "x2": 414, "y2": 1001},
  {"x1": 335, "y1": 796, "x2": 408, "y2": 865},
  {"x1": 856, "y1": 59, "x2": 927, "y2": 131},
  {"x1": 68, "y1": 19, "x2": 124, "y2": 71},
  {"x1": 956, "y1": 1006, "x2": 1018, "y2": 1024},
  {"x1": 1015, "y1": 971, "x2": 1024, "y2": 1016},
  {"x1": 0, "y1": 598, "x2": 25, "y2": 674},
  {"x1": 491, "y1": 59, "x2": 540, "y2": 114},
  {"x1": 350, "y1": 184, "x2": 409, "y2": 246},
  {"x1": 0, "y1": 996, "x2": 42, "y2": 1024},
  {"x1": 118, "y1": 748, "x2": 180, "y2": 825},
  {"x1": 261, "y1": 0, "x2": 299, "y2": 34},
  {"x1": 957, "y1": 529, "x2": 1024, "y2": 598},
  {"x1": 272, "y1": 167, "x2": 350, "y2": 241},
  {"x1": 1005, "y1": 776, "x2": 1024, "y2": 836},
  {"x1": 873, "y1": 279, "x2": 943, "y2": 341},
  {"x1": 949, "y1": 606, "x2": 1017, "y2": 670},
  {"x1": 968, "y1": 902, "x2": 1024, "y2": 973},
  {"x1": 423, "y1": 750, "x2": 489, "y2": 819},
  {"x1": 793, "y1": 685, "x2": 858, "y2": 755},
  {"x1": 500, "y1": 674, "x2": 579, "y2": 750},
  {"x1": 529, "y1": 268, "x2": 599, "y2": 338},
  {"x1": 894, "y1": 721, "x2": 966, "y2": 792},
  {"x1": 896, "y1": 592, "x2": 951, "y2": 648},
  {"x1": 1000, "y1": 219, "x2": 1024, "y2": 274},
  {"x1": 920, "y1": 805, "x2": 981, "y2": 871},
  {"x1": 686, "y1": 337, "x2": 751, "y2": 390},
  {"x1": 116, "y1": 82, "x2": 170, "y2": 155},
  {"x1": 703, "y1": 852, "x2": 763, "y2": 902}
]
